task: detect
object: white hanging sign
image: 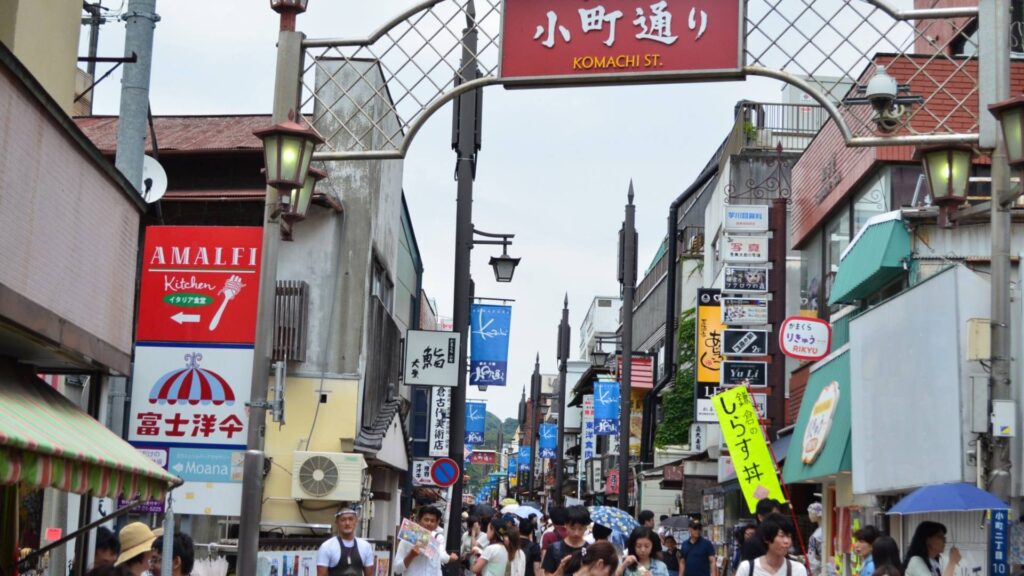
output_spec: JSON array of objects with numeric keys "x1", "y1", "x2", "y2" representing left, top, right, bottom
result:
[
  {"x1": 429, "y1": 387, "x2": 451, "y2": 457},
  {"x1": 722, "y1": 235, "x2": 769, "y2": 264},
  {"x1": 404, "y1": 330, "x2": 461, "y2": 386}
]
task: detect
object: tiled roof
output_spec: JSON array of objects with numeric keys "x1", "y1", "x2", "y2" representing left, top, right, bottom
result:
[
  {"x1": 354, "y1": 398, "x2": 407, "y2": 453},
  {"x1": 74, "y1": 115, "x2": 270, "y2": 154}
]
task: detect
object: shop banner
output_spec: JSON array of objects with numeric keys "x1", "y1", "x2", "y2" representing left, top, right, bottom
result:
[
  {"x1": 429, "y1": 387, "x2": 451, "y2": 457},
  {"x1": 582, "y1": 395, "x2": 595, "y2": 460},
  {"x1": 470, "y1": 450, "x2": 497, "y2": 465},
  {"x1": 539, "y1": 423, "x2": 558, "y2": 458},
  {"x1": 508, "y1": 456, "x2": 517, "y2": 478},
  {"x1": 465, "y1": 401, "x2": 487, "y2": 444},
  {"x1": 696, "y1": 289, "x2": 724, "y2": 423},
  {"x1": 713, "y1": 386, "x2": 786, "y2": 513},
  {"x1": 518, "y1": 446, "x2": 531, "y2": 471},
  {"x1": 470, "y1": 304, "x2": 512, "y2": 386},
  {"x1": 594, "y1": 380, "x2": 621, "y2": 436}
]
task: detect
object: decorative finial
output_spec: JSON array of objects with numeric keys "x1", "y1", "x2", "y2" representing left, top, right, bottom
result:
[
  {"x1": 627, "y1": 180, "x2": 635, "y2": 204},
  {"x1": 564, "y1": 293, "x2": 569, "y2": 307}
]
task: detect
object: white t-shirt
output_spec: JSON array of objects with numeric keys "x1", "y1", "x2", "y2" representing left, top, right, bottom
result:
[
  {"x1": 736, "y1": 557, "x2": 809, "y2": 576},
  {"x1": 317, "y1": 536, "x2": 375, "y2": 569},
  {"x1": 481, "y1": 543, "x2": 510, "y2": 576}
]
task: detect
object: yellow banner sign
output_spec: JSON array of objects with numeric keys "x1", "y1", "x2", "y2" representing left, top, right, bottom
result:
[
  {"x1": 697, "y1": 291, "x2": 725, "y2": 382},
  {"x1": 713, "y1": 386, "x2": 786, "y2": 513}
]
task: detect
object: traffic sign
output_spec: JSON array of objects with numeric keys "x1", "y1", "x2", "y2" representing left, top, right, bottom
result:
[
  {"x1": 430, "y1": 457, "x2": 460, "y2": 487},
  {"x1": 136, "y1": 226, "x2": 263, "y2": 344}
]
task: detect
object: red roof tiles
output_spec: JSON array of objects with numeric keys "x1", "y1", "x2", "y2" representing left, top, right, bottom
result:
[{"x1": 74, "y1": 115, "x2": 271, "y2": 154}]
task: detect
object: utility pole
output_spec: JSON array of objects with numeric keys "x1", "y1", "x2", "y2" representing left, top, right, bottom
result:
[
  {"x1": 980, "y1": 0, "x2": 1012, "y2": 501},
  {"x1": 447, "y1": 1, "x2": 482, "y2": 554},
  {"x1": 529, "y1": 354, "x2": 541, "y2": 499},
  {"x1": 237, "y1": 5, "x2": 302, "y2": 571},
  {"x1": 618, "y1": 183, "x2": 637, "y2": 511},
  {"x1": 82, "y1": 3, "x2": 106, "y2": 81},
  {"x1": 555, "y1": 296, "x2": 569, "y2": 505},
  {"x1": 114, "y1": 0, "x2": 159, "y2": 192}
]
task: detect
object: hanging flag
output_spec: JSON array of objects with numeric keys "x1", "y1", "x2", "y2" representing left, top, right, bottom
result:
[
  {"x1": 465, "y1": 401, "x2": 487, "y2": 445},
  {"x1": 518, "y1": 446, "x2": 531, "y2": 471},
  {"x1": 713, "y1": 386, "x2": 786, "y2": 513},
  {"x1": 582, "y1": 395, "x2": 596, "y2": 460},
  {"x1": 508, "y1": 455, "x2": 517, "y2": 478},
  {"x1": 470, "y1": 304, "x2": 512, "y2": 386},
  {"x1": 539, "y1": 423, "x2": 558, "y2": 458},
  {"x1": 594, "y1": 381, "x2": 621, "y2": 436}
]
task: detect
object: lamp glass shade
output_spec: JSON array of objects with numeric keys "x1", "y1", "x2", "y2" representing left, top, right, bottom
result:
[
  {"x1": 490, "y1": 254, "x2": 520, "y2": 283},
  {"x1": 283, "y1": 167, "x2": 327, "y2": 221},
  {"x1": 254, "y1": 121, "x2": 324, "y2": 191},
  {"x1": 921, "y1": 147, "x2": 971, "y2": 203},
  {"x1": 989, "y1": 96, "x2": 1024, "y2": 166},
  {"x1": 591, "y1": 349, "x2": 610, "y2": 367}
]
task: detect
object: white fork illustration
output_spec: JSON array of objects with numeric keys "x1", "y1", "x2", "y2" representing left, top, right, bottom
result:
[{"x1": 210, "y1": 275, "x2": 245, "y2": 331}]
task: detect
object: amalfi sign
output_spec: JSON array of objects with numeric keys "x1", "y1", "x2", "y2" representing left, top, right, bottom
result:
[{"x1": 500, "y1": 0, "x2": 744, "y2": 85}]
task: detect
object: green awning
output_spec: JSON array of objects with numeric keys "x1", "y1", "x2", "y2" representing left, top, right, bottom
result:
[
  {"x1": 783, "y1": 348, "x2": 851, "y2": 484},
  {"x1": 0, "y1": 365, "x2": 181, "y2": 501},
  {"x1": 828, "y1": 218, "x2": 910, "y2": 305}
]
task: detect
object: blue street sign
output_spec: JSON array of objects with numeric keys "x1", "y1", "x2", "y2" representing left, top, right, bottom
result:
[
  {"x1": 594, "y1": 381, "x2": 621, "y2": 436},
  {"x1": 539, "y1": 423, "x2": 558, "y2": 458},
  {"x1": 991, "y1": 509, "x2": 1009, "y2": 576},
  {"x1": 465, "y1": 401, "x2": 487, "y2": 444},
  {"x1": 470, "y1": 305, "x2": 512, "y2": 386}
]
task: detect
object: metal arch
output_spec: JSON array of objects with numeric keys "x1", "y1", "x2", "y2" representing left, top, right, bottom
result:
[
  {"x1": 301, "y1": 0, "x2": 983, "y2": 160},
  {"x1": 312, "y1": 76, "x2": 500, "y2": 161}
]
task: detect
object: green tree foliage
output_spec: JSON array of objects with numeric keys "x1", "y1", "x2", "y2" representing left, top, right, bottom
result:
[
  {"x1": 468, "y1": 413, "x2": 519, "y2": 491},
  {"x1": 654, "y1": 308, "x2": 697, "y2": 448}
]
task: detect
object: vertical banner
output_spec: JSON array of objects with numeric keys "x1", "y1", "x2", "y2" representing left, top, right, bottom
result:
[
  {"x1": 713, "y1": 386, "x2": 786, "y2": 513},
  {"x1": 470, "y1": 304, "x2": 512, "y2": 386},
  {"x1": 539, "y1": 423, "x2": 558, "y2": 458},
  {"x1": 629, "y1": 390, "x2": 644, "y2": 457},
  {"x1": 696, "y1": 289, "x2": 725, "y2": 422},
  {"x1": 594, "y1": 381, "x2": 621, "y2": 436},
  {"x1": 465, "y1": 401, "x2": 487, "y2": 445},
  {"x1": 582, "y1": 395, "x2": 595, "y2": 461},
  {"x1": 518, "y1": 446, "x2": 531, "y2": 471},
  {"x1": 508, "y1": 455, "x2": 517, "y2": 478},
  {"x1": 429, "y1": 387, "x2": 451, "y2": 457}
]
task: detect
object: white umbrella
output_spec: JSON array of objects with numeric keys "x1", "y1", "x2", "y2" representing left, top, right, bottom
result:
[{"x1": 509, "y1": 505, "x2": 543, "y2": 519}]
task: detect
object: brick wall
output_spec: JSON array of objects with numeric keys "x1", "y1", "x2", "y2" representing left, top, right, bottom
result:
[
  {"x1": 791, "y1": 56, "x2": 1024, "y2": 247},
  {"x1": 0, "y1": 65, "x2": 141, "y2": 356}
]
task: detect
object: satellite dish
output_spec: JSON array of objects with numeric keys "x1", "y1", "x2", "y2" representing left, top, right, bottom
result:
[{"x1": 141, "y1": 155, "x2": 168, "y2": 203}]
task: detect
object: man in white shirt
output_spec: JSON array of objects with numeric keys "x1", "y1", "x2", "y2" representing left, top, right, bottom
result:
[
  {"x1": 317, "y1": 508, "x2": 375, "y2": 576},
  {"x1": 734, "y1": 514, "x2": 807, "y2": 576},
  {"x1": 394, "y1": 506, "x2": 459, "y2": 576}
]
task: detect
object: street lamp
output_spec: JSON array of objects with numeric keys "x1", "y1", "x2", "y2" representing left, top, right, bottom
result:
[
  {"x1": 281, "y1": 166, "x2": 327, "y2": 224},
  {"x1": 989, "y1": 96, "x2": 1024, "y2": 167},
  {"x1": 473, "y1": 228, "x2": 521, "y2": 282},
  {"x1": 253, "y1": 119, "x2": 323, "y2": 191},
  {"x1": 589, "y1": 335, "x2": 620, "y2": 367},
  {"x1": 916, "y1": 145, "x2": 972, "y2": 226}
]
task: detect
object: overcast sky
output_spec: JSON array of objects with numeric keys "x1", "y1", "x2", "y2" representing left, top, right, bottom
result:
[{"x1": 84, "y1": 0, "x2": 782, "y2": 420}]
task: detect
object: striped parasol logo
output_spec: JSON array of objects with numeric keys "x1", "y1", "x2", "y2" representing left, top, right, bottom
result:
[{"x1": 148, "y1": 352, "x2": 236, "y2": 406}]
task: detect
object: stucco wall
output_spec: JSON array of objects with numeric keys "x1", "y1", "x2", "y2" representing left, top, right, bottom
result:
[{"x1": 1, "y1": 0, "x2": 82, "y2": 114}]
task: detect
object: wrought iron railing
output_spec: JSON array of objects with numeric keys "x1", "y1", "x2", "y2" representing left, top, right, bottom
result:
[{"x1": 734, "y1": 102, "x2": 829, "y2": 153}]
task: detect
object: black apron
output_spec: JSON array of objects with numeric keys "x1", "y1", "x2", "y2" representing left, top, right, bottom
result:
[{"x1": 329, "y1": 537, "x2": 366, "y2": 576}]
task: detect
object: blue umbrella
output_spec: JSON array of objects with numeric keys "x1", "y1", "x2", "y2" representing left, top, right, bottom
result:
[
  {"x1": 588, "y1": 505, "x2": 640, "y2": 536},
  {"x1": 887, "y1": 483, "x2": 1009, "y2": 514}
]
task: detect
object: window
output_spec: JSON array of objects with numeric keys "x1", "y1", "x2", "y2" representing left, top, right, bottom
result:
[
  {"x1": 853, "y1": 170, "x2": 890, "y2": 236},
  {"x1": 800, "y1": 230, "x2": 823, "y2": 317},
  {"x1": 824, "y1": 209, "x2": 850, "y2": 311},
  {"x1": 891, "y1": 165, "x2": 924, "y2": 208},
  {"x1": 411, "y1": 387, "x2": 429, "y2": 442},
  {"x1": 598, "y1": 299, "x2": 612, "y2": 307},
  {"x1": 371, "y1": 259, "x2": 394, "y2": 312}
]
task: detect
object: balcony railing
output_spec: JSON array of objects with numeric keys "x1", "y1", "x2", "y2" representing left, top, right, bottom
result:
[
  {"x1": 362, "y1": 296, "x2": 401, "y2": 428},
  {"x1": 734, "y1": 101, "x2": 828, "y2": 153}
]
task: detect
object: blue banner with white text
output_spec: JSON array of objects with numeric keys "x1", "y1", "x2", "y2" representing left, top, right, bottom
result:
[
  {"x1": 518, "y1": 446, "x2": 531, "y2": 471},
  {"x1": 465, "y1": 401, "x2": 487, "y2": 445},
  {"x1": 594, "y1": 380, "x2": 621, "y2": 436},
  {"x1": 508, "y1": 455, "x2": 517, "y2": 478},
  {"x1": 470, "y1": 304, "x2": 512, "y2": 386},
  {"x1": 539, "y1": 423, "x2": 558, "y2": 458}
]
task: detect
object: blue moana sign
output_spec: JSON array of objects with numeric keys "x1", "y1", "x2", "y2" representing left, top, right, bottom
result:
[
  {"x1": 465, "y1": 401, "x2": 487, "y2": 445},
  {"x1": 470, "y1": 304, "x2": 512, "y2": 386},
  {"x1": 539, "y1": 423, "x2": 558, "y2": 458},
  {"x1": 594, "y1": 381, "x2": 621, "y2": 436}
]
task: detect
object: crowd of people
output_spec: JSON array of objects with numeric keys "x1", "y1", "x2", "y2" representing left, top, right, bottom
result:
[{"x1": 79, "y1": 498, "x2": 963, "y2": 576}]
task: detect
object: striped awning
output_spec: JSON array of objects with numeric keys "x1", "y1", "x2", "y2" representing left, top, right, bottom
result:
[{"x1": 0, "y1": 366, "x2": 181, "y2": 501}]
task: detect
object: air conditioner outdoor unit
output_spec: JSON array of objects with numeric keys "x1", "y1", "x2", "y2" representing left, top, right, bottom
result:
[{"x1": 291, "y1": 451, "x2": 366, "y2": 501}]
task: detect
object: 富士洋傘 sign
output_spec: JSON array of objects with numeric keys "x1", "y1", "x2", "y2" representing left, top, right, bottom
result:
[{"x1": 500, "y1": 0, "x2": 744, "y2": 85}]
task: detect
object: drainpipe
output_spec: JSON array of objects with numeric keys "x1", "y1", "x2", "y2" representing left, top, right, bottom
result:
[{"x1": 641, "y1": 159, "x2": 720, "y2": 464}]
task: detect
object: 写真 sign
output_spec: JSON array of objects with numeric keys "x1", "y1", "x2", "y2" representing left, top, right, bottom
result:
[
  {"x1": 723, "y1": 266, "x2": 769, "y2": 293},
  {"x1": 779, "y1": 317, "x2": 832, "y2": 361},
  {"x1": 500, "y1": 0, "x2": 744, "y2": 85},
  {"x1": 724, "y1": 205, "x2": 769, "y2": 233},
  {"x1": 722, "y1": 298, "x2": 769, "y2": 326},
  {"x1": 404, "y1": 330, "x2": 461, "y2": 386},
  {"x1": 722, "y1": 235, "x2": 769, "y2": 264},
  {"x1": 723, "y1": 329, "x2": 768, "y2": 357}
]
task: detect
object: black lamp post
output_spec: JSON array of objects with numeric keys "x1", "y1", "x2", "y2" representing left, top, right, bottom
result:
[{"x1": 916, "y1": 145, "x2": 972, "y2": 226}]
